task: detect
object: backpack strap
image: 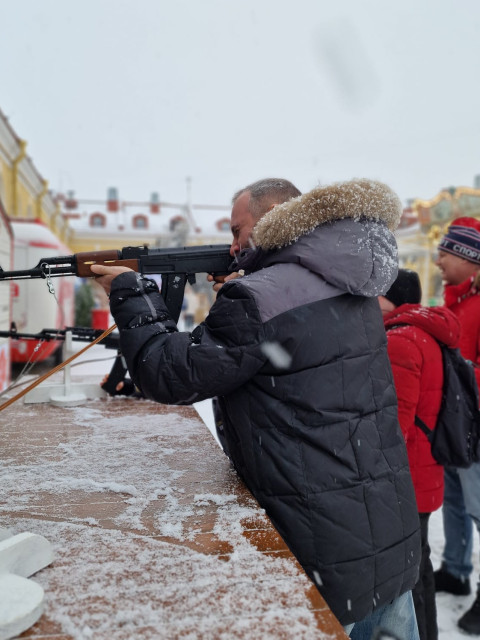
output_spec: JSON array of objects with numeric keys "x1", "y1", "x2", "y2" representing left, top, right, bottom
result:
[{"x1": 414, "y1": 415, "x2": 434, "y2": 443}]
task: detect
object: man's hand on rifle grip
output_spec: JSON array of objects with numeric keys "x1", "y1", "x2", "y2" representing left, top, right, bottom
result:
[
  {"x1": 207, "y1": 270, "x2": 244, "y2": 293},
  {"x1": 90, "y1": 264, "x2": 134, "y2": 295}
]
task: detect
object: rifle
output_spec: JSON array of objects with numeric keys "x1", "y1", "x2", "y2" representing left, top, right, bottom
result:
[
  {"x1": 0, "y1": 325, "x2": 120, "y2": 348},
  {"x1": 0, "y1": 244, "x2": 233, "y2": 394},
  {"x1": 1, "y1": 324, "x2": 128, "y2": 395},
  {"x1": 0, "y1": 244, "x2": 233, "y2": 322}
]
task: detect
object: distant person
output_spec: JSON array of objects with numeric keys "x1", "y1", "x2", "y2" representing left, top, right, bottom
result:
[
  {"x1": 91, "y1": 177, "x2": 421, "y2": 639},
  {"x1": 433, "y1": 217, "x2": 480, "y2": 635},
  {"x1": 380, "y1": 269, "x2": 461, "y2": 640}
]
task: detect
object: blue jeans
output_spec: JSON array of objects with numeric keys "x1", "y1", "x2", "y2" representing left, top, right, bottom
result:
[
  {"x1": 442, "y1": 464, "x2": 480, "y2": 579},
  {"x1": 343, "y1": 591, "x2": 419, "y2": 640}
]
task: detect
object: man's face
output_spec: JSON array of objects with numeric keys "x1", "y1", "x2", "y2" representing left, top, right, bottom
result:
[
  {"x1": 435, "y1": 250, "x2": 479, "y2": 286},
  {"x1": 230, "y1": 191, "x2": 257, "y2": 257},
  {"x1": 378, "y1": 296, "x2": 396, "y2": 316}
]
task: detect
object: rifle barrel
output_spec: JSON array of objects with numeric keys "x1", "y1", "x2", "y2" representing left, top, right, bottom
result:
[{"x1": 0, "y1": 265, "x2": 76, "y2": 280}]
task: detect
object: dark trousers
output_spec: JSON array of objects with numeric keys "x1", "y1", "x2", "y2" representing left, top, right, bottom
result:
[{"x1": 412, "y1": 512, "x2": 438, "y2": 640}]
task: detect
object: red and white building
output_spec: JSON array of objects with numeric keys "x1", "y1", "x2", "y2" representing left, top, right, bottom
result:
[{"x1": 59, "y1": 185, "x2": 232, "y2": 253}]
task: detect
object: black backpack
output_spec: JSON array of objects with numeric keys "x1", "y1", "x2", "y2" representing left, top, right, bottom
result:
[{"x1": 415, "y1": 345, "x2": 480, "y2": 468}]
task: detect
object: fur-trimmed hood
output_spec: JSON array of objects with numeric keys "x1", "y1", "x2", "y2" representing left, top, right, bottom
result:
[
  {"x1": 252, "y1": 178, "x2": 402, "y2": 250},
  {"x1": 242, "y1": 178, "x2": 401, "y2": 297}
]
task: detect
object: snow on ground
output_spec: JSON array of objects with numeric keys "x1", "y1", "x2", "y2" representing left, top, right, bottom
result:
[
  {"x1": 431, "y1": 507, "x2": 480, "y2": 638},
  {"x1": 12, "y1": 341, "x2": 480, "y2": 637}
]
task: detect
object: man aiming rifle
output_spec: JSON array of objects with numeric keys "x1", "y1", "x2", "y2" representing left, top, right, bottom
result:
[{"x1": 90, "y1": 176, "x2": 421, "y2": 639}]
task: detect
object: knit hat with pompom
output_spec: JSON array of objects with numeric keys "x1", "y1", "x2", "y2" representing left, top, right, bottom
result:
[{"x1": 438, "y1": 217, "x2": 480, "y2": 265}]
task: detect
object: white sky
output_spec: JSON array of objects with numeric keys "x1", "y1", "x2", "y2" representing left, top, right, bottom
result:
[{"x1": 2, "y1": 0, "x2": 480, "y2": 211}]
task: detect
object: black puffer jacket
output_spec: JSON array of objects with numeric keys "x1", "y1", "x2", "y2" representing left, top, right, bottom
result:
[{"x1": 108, "y1": 179, "x2": 421, "y2": 625}]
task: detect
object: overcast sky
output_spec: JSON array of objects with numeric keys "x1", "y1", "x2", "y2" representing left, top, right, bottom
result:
[{"x1": 2, "y1": 0, "x2": 480, "y2": 214}]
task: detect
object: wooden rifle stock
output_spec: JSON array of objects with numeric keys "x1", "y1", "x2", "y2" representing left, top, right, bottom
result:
[{"x1": 75, "y1": 250, "x2": 140, "y2": 278}]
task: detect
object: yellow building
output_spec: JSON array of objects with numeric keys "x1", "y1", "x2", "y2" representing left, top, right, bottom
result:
[{"x1": 0, "y1": 108, "x2": 72, "y2": 246}]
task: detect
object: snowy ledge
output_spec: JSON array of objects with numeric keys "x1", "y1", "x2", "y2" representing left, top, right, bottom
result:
[{"x1": 1, "y1": 389, "x2": 345, "y2": 639}]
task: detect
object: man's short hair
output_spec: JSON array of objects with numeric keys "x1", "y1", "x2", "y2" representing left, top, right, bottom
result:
[{"x1": 232, "y1": 178, "x2": 301, "y2": 219}]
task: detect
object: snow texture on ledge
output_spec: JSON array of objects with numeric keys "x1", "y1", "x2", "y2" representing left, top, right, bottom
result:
[{"x1": 0, "y1": 402, "x2": 333, "y2": 639}]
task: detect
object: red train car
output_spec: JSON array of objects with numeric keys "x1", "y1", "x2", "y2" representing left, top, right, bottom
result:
[{"x1": 10, "y1": 219, "x2": 75, "y2": 363}]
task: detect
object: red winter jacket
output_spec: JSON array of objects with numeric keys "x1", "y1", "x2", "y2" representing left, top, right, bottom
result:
[
  {"x1": 444, "y1": 275, "x2": 480, "y2": 391},
  {"x1": 384, "y1": 304, "x2": 460, "y2": 513}
]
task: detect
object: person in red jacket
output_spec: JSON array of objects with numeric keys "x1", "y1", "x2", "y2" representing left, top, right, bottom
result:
[
  {"x1": 433, "y1": 216, "x2": 480, "y2": 635},
  {"x1": 379, "y1": 269, "x2": 461, "y2": 640}
]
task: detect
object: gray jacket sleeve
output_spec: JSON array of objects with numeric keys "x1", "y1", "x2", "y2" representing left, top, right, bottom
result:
[{"x1": 109, "y1": 272, "x2": 267, "y2": 404}]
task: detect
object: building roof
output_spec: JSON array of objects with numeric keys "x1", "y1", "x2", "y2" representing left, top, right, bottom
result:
[{"x1": 58, "y1": 189, "x2": 232, "y2": 245}]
